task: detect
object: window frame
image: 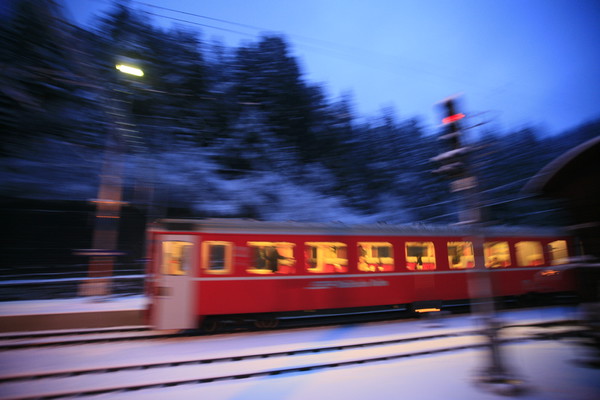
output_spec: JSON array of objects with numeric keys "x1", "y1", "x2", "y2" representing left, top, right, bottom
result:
[
  {"x1": 484, "y1": 241, "x2": 512, "y2": 268},
  {"x1": 201, "y1": 241, "x2": 233, "y2": 275},
  {"x1": 304, "y1": 242, "x2": 348, "y2": 274},
  {"x1": 405, "y1": 241, "x2": 436, "y2": 270},
  {"x1": 161, "y1": 240, "x2": 194, "y2": 276},
  {"x1": 548, "y1": 240, "x2": 569, "y2": 265},
  {"x1": 515, "y1": 241, "x2": 545, "y2": 267},
  {"x1": 447, "y1": 241, "x2": 475, "y2": 269},
  {"x1": 357, "y1": 242, "x2": 395, "y2": 272},
  {"x1": 246, "y1": 241, "x2": 296, "y2": 274}
]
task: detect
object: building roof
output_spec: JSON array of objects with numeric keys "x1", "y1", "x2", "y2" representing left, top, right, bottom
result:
[{"x1": 523, "y1": 135, "x2": 600, "y2": 196}]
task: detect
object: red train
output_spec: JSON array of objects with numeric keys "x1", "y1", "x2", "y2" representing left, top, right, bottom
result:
[{"x1": 146, "y1": 218, "x2": 575, "y2": 330}]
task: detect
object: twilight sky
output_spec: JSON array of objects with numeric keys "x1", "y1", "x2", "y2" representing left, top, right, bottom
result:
[{"x1": 63, "y1": 0, "x2": 600, "y2": 135}]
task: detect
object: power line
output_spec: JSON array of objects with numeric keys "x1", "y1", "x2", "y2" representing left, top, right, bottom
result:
[
  {"x1": 137, "y1": 1, "x2": 268, "y2": 33},
  {"x1": 143, "y1": 10, "x2": 254, "y2": 37},
  {"x1": 131, "y1": 1, "x2": 505, "y2": 95},
  {"x1": 77, "y1": 0, "x2": 551, "y2": 117}
]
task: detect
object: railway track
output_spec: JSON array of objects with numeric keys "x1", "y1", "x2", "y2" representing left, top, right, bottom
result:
[
  {"x1": 0, "y1": 326, "x2": 188, "y2": 350},
  {"x1": 0, "y1": 321, "x2": 585, "y2": 400},
  {"x1": 0, "y1": 308, "x2": 578, "y2": 350}
]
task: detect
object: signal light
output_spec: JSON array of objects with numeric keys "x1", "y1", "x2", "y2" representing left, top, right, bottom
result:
[{"x1": 442, "y1": 113, "x2": 465, "y2": 125}]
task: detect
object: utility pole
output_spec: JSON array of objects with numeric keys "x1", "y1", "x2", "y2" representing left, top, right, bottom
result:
[
  {"x1": 77, "y1": 89, "x2": 130, "y2": 297},
  {"x1": 431, "y1": 96, "x2": 526, "y2": 395},
  {"x1": 77, "y1": 60, "x2": 145, "y2": 298}
]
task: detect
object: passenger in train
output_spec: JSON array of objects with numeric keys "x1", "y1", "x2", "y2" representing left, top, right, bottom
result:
[
  {"x1": 265, "y1": 246, "x2": 288, "y2": 272},
  {"x1": 254, "y1": 247, "x2": 267, "y2": 269},
  {"x1": 358, "y1": 245, "x2": 367, "y2": 270},
  {"x1": 416, "y1": 255, "x2": 423, "y2": 270},
  {"x1": 487, "y1": 256, "x2": 503, "y2": 268}
]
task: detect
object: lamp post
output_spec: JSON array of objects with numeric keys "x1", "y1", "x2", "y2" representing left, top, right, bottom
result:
[
  {"x1": 432, "y1": 96, "x2": 526, "y2": 395},
  {"x1": 78, "y1": 60, "x2": 144, "y2": 298}
]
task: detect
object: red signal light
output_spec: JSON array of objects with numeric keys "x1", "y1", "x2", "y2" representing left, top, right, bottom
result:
[{"x1": 442, "y1": 113, "x2": 465, "y2": 125}]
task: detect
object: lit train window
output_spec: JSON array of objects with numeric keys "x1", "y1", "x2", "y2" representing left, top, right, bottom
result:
[
  {"x1": 202, "y1": 241, "x2": 233, "y2": 274},
  {"x1": 484, "y1": 241, "x2": 511, "y2": 268},
  {"x1": 247, "y1": 242, "x2": 296, "y2": 274},
  {"x1": 405, "y1": 242, "x2": 436, "y2": 270},
  {"x1": 548, "y1": 240, "x2": 569, "y2": 265},
  {"x1": 357, "y1": 242, "x2": 394, "y2": 272},
  {"x1": 305, "y1": 242, "x2": 348, "y2": 273},
  {"x1": 162, "y1": 241, "x2": 193, "y2": 275},
  {"x1": 447, "y1": 241, "x2": 474, "y2": 269},
  {"x1": 516, "y1": 241, "x2": 544, "y2": 266}
]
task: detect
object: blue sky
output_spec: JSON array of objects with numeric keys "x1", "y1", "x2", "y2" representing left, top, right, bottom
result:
[{"x1": 63, "y1": 0, "x2": 600, "y2": 135}]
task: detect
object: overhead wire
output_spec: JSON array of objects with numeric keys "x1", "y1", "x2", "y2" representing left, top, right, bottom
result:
[
  {"x1": 82, "y1": 0, "x2": 551, "y2": 119},
  {"x1": 143, "y1": 10, "x2": 254, "y2": 37},
  {"x1": 131, "y1": 0, "x2": 506, "y2": 95},
  {"x1": 136, "y1": 1, "x2": 269, "y2": 33},
  {"x1": 66, "y1": 1, "x2": 556, "y2": 222}
]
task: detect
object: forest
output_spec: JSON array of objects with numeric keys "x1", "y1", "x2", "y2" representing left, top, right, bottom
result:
[{"x1": 2, "y1": 0, "x2": 599, "y2": 246}]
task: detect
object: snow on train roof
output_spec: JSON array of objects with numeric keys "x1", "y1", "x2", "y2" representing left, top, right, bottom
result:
[{"x1": 151, "y1": 218, "x2": 567, "y2": 237}]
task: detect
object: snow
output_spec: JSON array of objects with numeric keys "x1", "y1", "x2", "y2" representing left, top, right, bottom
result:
[
  {"x1": 0, "y1": 275, "x2": 143, "y2": 286},
  {"x1": 0, "y1": 137, "x2": 388, "y2": 223},
  {"x1": 0, "y1": 334, "x2": 485, "y2": 398},
  {"x1": 31, "y1": 341, "x2": 600, "y2": 400},
  {"x1": 0, "y1": 295, "x2": 146, "y2": 316},
  {"x1": 430, "y1": 147, "x2": 472, "y2": 163},
  {"x1": 0, "y1": 297, "x2": 596, "y2": 399},
  {"x1": 1, "y1": 304, "x2": 596, "y2": 400},
  {"x1": 4, "y1": 342, "x2": 600, "y2": 400}
]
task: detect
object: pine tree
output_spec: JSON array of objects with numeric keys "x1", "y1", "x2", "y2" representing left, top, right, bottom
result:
[{"x1": 0, "y1": 0, "x2": 93, "y2": 154}]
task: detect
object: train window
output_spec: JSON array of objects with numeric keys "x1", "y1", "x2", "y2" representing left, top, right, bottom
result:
[
  {"x1": 516, "y1": 241, "x2": 545, "y2": 266},
  {"x1": 247, "y1": 242, "x2": 296, "y2": 274},
  {"x1": 447, "y1": 241, "x2": 475, "y2": 269},
  {"x1": 305, "y1": 242, "x2": 348, "y2": 273},
  {"x1": 405, "y1": 242, "x2": 436, "y2": 270},
  {"x1": 161, "y1": 241, "x2": 193, "y2": 275},
  {"x1": 548, "y1": 240, "x2": 569, "y2": 265},
  {"x1": 484, "y1": 241, "x2": 511, "y2": 268},
  {"x1": 357, "y1": 242, "x2": 394, "y2": 272},
  {"x1": 202, "y1": 241, "x2": 233, "y2": 274}
]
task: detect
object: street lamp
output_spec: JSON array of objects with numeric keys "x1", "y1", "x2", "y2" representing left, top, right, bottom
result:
[
  {"x1": 78, "y1": 59, "x2": 145, "y2": 298},
  {"x1": 115, "y1": 63, "x2": 144, "y2": 77}
]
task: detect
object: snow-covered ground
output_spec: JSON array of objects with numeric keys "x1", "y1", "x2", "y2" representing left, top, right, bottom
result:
[
  {"x1": 0, "y1": 294, "x2": 146, "y2": 316},
  {"x1": 86, "y1": 341, "x2": 599, "y2": 400},
  {"x1": 0, "y1": 304, "x2": 597, "y2": 399}
]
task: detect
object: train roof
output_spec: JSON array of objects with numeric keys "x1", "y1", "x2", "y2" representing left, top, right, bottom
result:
[{"x1": 150, "y1": 218, "x2": 568, "y2": 238}]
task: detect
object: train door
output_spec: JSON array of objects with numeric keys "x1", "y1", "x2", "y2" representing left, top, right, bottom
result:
[
  {"x1": 153, "y1": 234, "x2": 197, "y2": 330},
  {"x1": 406, "y1": 241, "x2": 440, "y2": 310}
]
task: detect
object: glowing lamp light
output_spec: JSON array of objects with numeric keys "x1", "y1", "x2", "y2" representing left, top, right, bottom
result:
[
  {"x1": 442, "y1": 113, "x2": 465, "y2": 125},
  {"x1": 115, "y1": 64, "x2": 144, "y2": 77}
]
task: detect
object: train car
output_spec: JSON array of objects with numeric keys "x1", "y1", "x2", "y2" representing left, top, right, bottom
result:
[{"x1": 145, "y1": 218, "x2": 575, "y2": 330}]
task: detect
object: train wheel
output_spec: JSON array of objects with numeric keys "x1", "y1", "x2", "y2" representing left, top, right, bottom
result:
[
  {"x1": 201, "y1": 319, "x2": 221, "y2": 334},
  {"x1": 254, "y1": 317, "x2": 279, "y2": 329},
  {"x1": 518, "y1": 292, "x2": 541, "y2": 307},
  {"x1": 265, "y1": 318, "x2": 279, "y2": 329}
]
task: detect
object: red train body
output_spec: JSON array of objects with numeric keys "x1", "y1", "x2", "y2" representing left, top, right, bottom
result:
[{"x1": 146, "y1": 219, "x2": 575, "y2": 330}]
